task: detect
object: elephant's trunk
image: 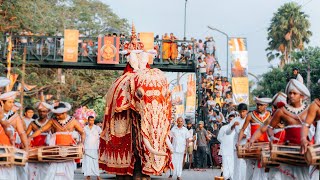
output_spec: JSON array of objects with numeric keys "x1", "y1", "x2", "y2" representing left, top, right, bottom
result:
[
  {"x1": 143, "y1": 137, "x2": 167, "y2": 156},
  {"x1": 166, "y1": 137, "x2": 173, "y2": 152}
]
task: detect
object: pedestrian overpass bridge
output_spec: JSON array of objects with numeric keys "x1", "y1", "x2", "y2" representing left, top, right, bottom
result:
[{"x1": 1, "y1": 35, "x2": 196, "y2": 72}]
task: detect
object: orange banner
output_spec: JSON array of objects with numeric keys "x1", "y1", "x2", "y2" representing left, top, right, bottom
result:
[
  {"x1": 232, "y1": 77, "x2": 249, "y2": 105},
  {"x1": 186, "y1": 74, "x2": 196, "y2": 113},
  {"x1": 63, "y1": 30, "x2": 79, "y2": 62},
  {"x1": 97, "y1": 37, "x2": 120, "y2": 64},
  {"x1": 139, "y1": 32, "x2": 155, "y2": 64}
]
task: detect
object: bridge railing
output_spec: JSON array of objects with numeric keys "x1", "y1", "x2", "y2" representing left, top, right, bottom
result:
[{"x1": 1, "y1": 35, "x2": 197, "y2": 71}]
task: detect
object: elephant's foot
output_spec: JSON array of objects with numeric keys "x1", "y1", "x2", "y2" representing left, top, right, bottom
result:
[
  {"x1": 133, "y1": 172, "x2": 151, "y2": 180},
  {"x1": 116, "y1": 175, "x2": 132, "y2": 180}
]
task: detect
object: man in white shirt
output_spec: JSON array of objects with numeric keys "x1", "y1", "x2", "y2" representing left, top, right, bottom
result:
[
  {"x1": 293, "y1": 67, "x2": 304, "y2": 84},
  {"x1": 218, "y1": 113, "x2": 236, "y2": 180},
  {"x1": 169, "y1": 117, "x2": 190, "y2": 180},
  {"x1": 226, "y1": 103, "x2": 249, "y2": 180},
  {"x1": 197, "y1": 58, "x2": 207, "y2": 77},
  {"x1": 83, "y1": 116, "x2": 102, "y2": 180}
]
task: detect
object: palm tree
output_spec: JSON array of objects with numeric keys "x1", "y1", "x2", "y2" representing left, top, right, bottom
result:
[{"x1": 266, "y1": 2, "x2": 312, "y2": 67}]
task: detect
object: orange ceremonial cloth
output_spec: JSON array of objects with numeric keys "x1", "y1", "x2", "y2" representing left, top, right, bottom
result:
[
  {"x1": 162, "y1": 36, "x2": 171, "y2": 59},
  {"x1": 0, "y1": 125, "x2": 11, "y2": 145},
  {"x1": 56, "y1": 134, "x2": 75, "y2": 146},
  {"x1": 170, "y1": 37, "x2": 178, "y2": 60}
]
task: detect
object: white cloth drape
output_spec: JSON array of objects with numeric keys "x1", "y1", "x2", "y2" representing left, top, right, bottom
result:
[
  {"x1": 28, "y1": 162, "x2": 50, "y2": 180},
  {"x1": 82, "y1": 149, "x2": 99, "y2": 176},
  {"x1": 0, "y1": 166, "x2": 17, "y2": 180},
  {"x1": 171, "y1": 152, "x2": 184, "y2": 177},
  {"x1": 44, "y1": 161, "x2": 75, "y2": 180}
]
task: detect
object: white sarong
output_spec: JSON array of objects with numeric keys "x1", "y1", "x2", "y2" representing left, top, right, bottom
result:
[
  {"x1": 222, "y1": 155, "x2": 234, "y2": 179},
  {"x1": 28, "y1": 162, "x2": 50, "y2": 180},
  {"x1": 171, "y1": 152, "x2": 184, "y2": 177},
  {"x1": 82, "y1": 149, "x2": 100, "y2": 176},
  {"x1": 0, "y1": 166, "x2": 17, "y2": 180},
  {"x1": 44, "y1": 161, "x2": 75, "y2": 180},
  {"x1": 268, "y1": 164, "x2": 309, "y2": 180},
  {"x1": 233, "y1": 150, "x2": 246, "y2": 180}
]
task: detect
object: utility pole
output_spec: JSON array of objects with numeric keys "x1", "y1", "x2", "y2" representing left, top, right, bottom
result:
[{"x1": 183, "y1": 0, "x2": 188, "y2": 41}]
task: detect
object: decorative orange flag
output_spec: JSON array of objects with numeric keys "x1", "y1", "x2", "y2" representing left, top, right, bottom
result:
[
  {"x1": 140, "y1": 32, "x2": 155, "y2": 64},
  {"x1": 97, "y1": 37, "x2": 120, "y2": 64},
  {"x1": 63, "y1": 30, "x2": 79, "y2": 62}
]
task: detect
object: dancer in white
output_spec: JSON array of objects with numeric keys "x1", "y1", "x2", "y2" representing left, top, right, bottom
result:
[
  {"x1": 226, "y1": 103, "x2": 249, "y2": 180},
  {"x1": 218, "y1": 113, "x2": 236, "y2": 179}
]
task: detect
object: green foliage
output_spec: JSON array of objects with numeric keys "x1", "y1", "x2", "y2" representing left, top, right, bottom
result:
[
  {"x1": 0, "y1": 0, "x2": 129, "y2": 35},
  {"x1": 253, "y1": 46, "x2": 320, "y2": 100},
  {"x1": 266, "y1": 2, "x2": 312, "y2": 65}
]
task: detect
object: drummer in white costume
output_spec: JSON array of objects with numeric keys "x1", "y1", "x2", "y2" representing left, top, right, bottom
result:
[
  {"x1": 238, "y1": 96, "x2": 272, "y2": 180},
  {"x1": 26, "y1": 101, "x2": 52, "y2": 180},
  {"x1": 29, "y1": 102, "x2": 85, "y2": 180},
  {"x1": 301, "y1": 81, "x2": 320, "y2": 180},
  {"x1": 226, "y1": 103, "x2": 249, "y2": 180},
  {"x1": 83, "y1": 115, "x2": 102, "y2": 180},
  {"x1": 251, "y1": 79, "x2": 310, "y2": 180},
  {"x1": 0, "y1": 91, "x2": 29, "y2": 180}
]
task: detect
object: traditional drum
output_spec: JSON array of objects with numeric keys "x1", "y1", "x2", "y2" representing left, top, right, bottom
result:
[
  {"x1": 305, "y1": 144, "x2": 320, "y2": 165},
  {"x1": 0, "y1": 146, "x2": 14, "y2": 166},
  {"x1": 12, "y1": 148, "x2": 27, "y2": 166},
  {"x1": 237, "y1": 142, "x2": 269, "y2": 159},
  {"x1": 270, "y1": 144, "x2": 307, "y2": 166},
  {"x1": 260, "y1": 149, "x2": 279, "y2": 168},
  {"x1": 28, "y1": 145, "x2": 83, "y2": 162}
]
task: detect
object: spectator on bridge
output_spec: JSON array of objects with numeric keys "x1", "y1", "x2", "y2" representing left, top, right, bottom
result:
[
  {"x1": 206, "y1": 37, "x2": 216, "y2": 55},
  {"x1": 214, "y1": 91, "x2": 224, "y2": 108},
  {"x1": 197, "y1": 39, "x2": 204, "y2": 53},
  {"x1": 170, "y1": 33, "x2": 178, "y2": 60},
  {"x1": 197, "y1": 57, "x2": 207, "y2": 78}
]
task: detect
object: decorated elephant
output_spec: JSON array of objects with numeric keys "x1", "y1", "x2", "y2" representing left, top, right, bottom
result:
[{"x1": 99, "y1": 55, "x2": 173, "y2": 179}]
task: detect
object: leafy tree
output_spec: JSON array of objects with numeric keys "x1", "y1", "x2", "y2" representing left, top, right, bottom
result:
[
  {"x1": 0, "y1": 0, "x2": 128, "y2": 118},
  {"x1": 0, "y1": 0, "x2": 129, "y2": 35},
  {"x1": 266, "y1": 2, "x2": 312, "y2": 67},
  {"x1": 253, "y1": 46, "x2": 320, "y2": 100}
]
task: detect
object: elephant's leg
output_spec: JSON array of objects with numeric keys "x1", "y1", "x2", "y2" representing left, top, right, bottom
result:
[
  {"x1": 132, "y1": 120, "x2": 150, "y2": 180},
  {"x1": 116, "y1": 175, "x2": 132, "y2": 180}
]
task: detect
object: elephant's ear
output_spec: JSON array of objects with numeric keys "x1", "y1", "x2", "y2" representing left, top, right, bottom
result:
[{"x1": 105, "y1": 73, "x2": 135, "y2": 117}]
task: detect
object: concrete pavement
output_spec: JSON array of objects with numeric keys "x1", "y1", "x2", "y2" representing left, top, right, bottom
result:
[{"x1": 75, "y1": 168, "x2": 222, "y2": 180}]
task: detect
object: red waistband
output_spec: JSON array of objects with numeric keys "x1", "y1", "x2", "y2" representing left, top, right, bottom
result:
[{"x1": 284, "y1": 127, "x2": 301, "y2": 145}]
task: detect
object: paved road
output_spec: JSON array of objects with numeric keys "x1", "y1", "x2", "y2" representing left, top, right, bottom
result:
[{"x1": 75, "y1": 168, "x2": 222, "y2": 180}]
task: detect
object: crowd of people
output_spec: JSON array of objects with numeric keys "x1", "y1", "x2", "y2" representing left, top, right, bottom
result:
[{"x1": 0, "y1": 87, "x2": 102, "y2": 180}]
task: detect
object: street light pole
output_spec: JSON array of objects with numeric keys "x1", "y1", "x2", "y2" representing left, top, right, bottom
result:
[
  {"x1": 184, "y1": 0, "x2": 188, "y2": 41},
  {"x1": 207, "y1": 26, "x2": 229, "y2": 79}
]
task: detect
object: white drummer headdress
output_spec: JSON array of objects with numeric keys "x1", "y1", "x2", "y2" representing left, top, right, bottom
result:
[
  {"x1": 271, "y1": 92, "x2": 287, "y2": 106},
  {"x1": 254, "y1": 96, "x2": 272, "y2": 105},
  {"x1": 285, "y1": 79, "x2": 310, "y2": 100},
  {"x1": 0, "y1": 91, "x2": 19, "y2": 101},
  {"x1": 51, "y1": 102, "x2": 71, "y2": 114}
]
